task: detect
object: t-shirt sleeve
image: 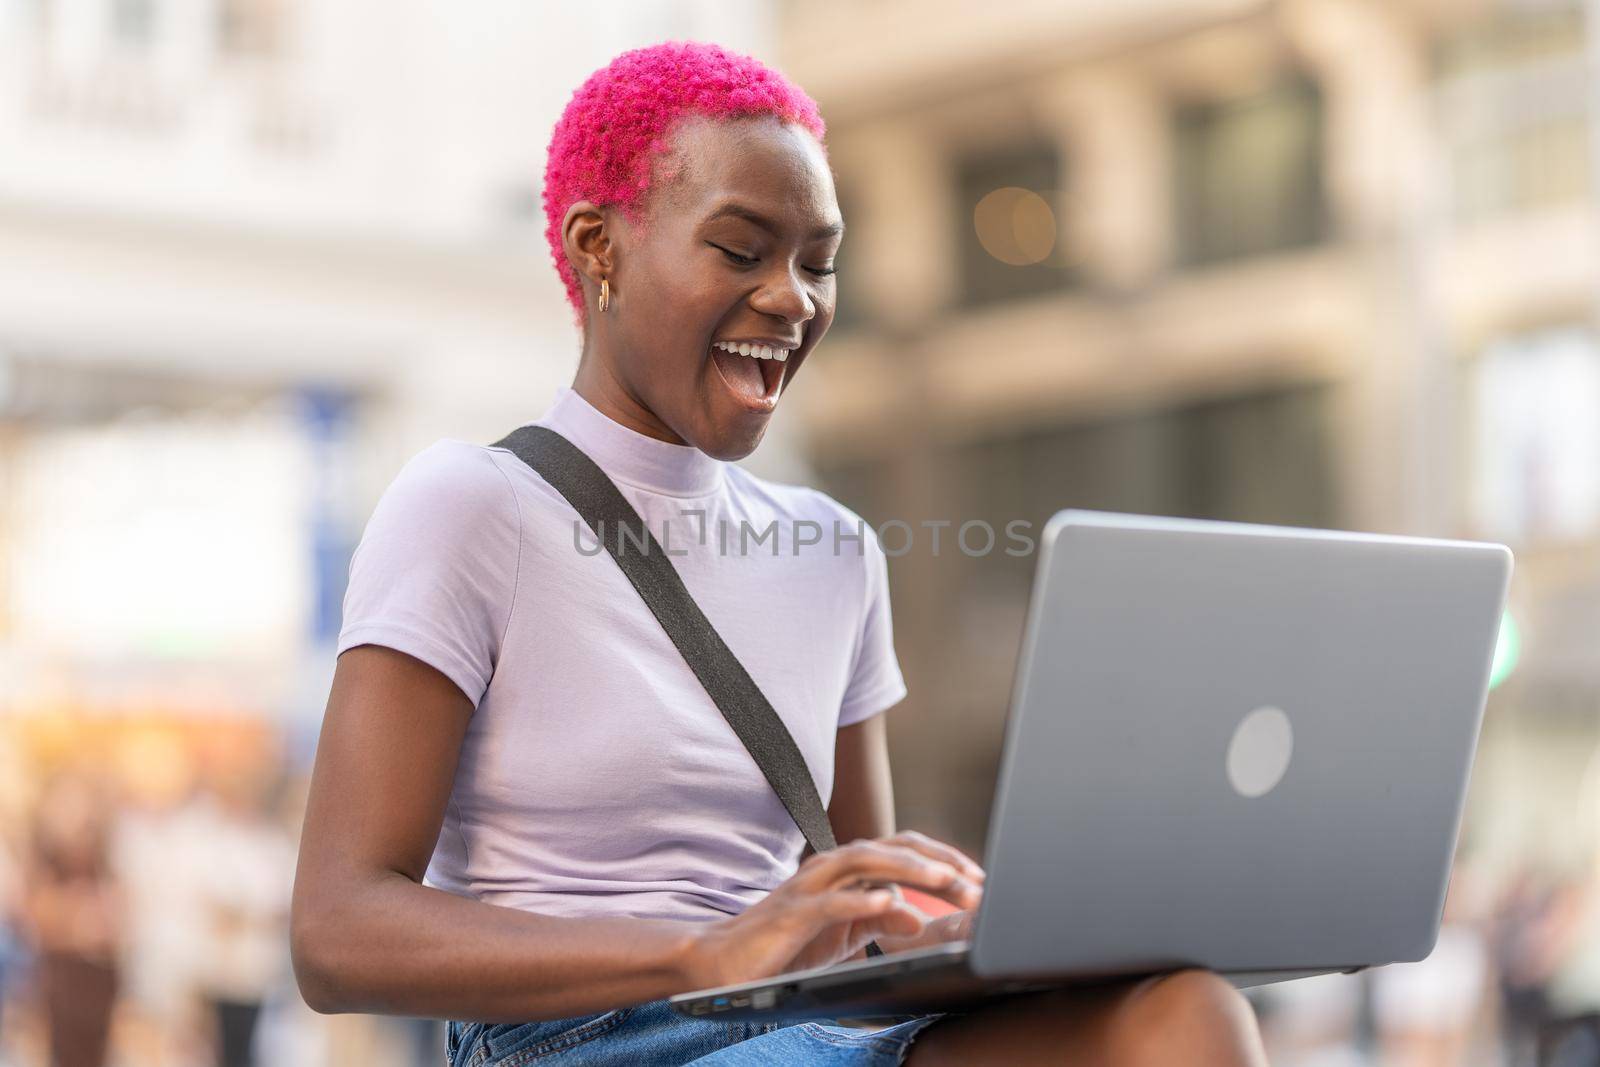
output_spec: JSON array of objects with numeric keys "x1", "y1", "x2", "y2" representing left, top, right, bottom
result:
[
  {"x1": 838, "y1": 519, "x2": 908, "y2": 727},
  {"x1": 336, "y1": 441, "x2": 521, "y2": 707}
]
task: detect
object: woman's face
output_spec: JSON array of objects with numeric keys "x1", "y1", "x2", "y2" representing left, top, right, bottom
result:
[{"x1": 565, "y1": 114, "x2": 842, "y2": 460}]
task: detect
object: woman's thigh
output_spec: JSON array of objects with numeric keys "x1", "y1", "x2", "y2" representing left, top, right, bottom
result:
[{"x1": 447, "y1": 1001, "x2": 942, "y2": 1067}]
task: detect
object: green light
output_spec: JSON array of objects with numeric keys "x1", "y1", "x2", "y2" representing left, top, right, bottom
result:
[{"x1": 1488, "y1": 611, "x2": 1520, "y2": 691}]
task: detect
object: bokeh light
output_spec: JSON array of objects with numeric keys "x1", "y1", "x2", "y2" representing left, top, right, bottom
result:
[
  {"x1": 973, "y1": 186, "x2": 1057, "y2": 266},
  {"x1": 1489, "y1": 610, "x2": 1521, "y2": 691}
]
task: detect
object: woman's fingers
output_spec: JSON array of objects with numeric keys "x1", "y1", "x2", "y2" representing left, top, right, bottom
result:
[
  {"x1": 852, "y1": 912, "x2": 927, "y2": 952},
  {"x1": 822, "y1": 832, "x2": 985, "y2": 887},
  {"x1": 882, "y1": 830, "x2": 986, "y2": 883},
  {"x1": 810, "y1": 890, "x2": 926, "y2": 941},
  {"x1": 745, "y1": 887, "x2": 924, "y2": 961},
  {"x1": 813, "y1": 888, "x2": 900, "y2": 924},
  {"x1": 793, "y1": 840, "x2": 982, "y2": 910}
]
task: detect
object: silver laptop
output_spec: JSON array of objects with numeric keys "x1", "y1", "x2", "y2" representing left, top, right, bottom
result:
[{"x1": 671, "y1": 510, "x2": 1513, "y2": 1021}]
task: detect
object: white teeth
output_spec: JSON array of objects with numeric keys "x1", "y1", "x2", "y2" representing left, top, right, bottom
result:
[{"x1": 713, "y1": 340, "x2": 791, "y2": 362}]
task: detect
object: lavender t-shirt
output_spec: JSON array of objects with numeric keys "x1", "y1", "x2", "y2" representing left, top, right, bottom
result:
[{"x1": 336, "y1": 387, "x2": 907, "y2": 922}]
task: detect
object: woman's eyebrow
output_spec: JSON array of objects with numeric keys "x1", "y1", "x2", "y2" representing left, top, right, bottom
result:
[{"x1": 703, "y1": 201, "x2": 844, "y2": 241}]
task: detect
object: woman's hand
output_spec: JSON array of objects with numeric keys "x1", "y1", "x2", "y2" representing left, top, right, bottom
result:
[
  {"x1": 872, "y1": 906, "x2": 976, "y2": 956},
  {"x1": 682, "y1": 831, "x2": 985, "y2": 990}
]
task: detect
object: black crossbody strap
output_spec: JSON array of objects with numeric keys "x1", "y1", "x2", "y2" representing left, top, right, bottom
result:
[{"x1": 492, "y1": 424, "x2": 839, "y2": 855}]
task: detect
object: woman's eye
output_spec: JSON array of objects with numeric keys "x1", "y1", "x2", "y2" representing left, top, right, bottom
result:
[
  {"x1": 711, "y1": 243, "x2": 836, "y2": 277},
  {"x1": 713, "y1": 244, "x2": 757, "y2": 266}
]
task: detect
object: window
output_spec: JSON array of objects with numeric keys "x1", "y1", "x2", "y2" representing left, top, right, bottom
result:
[
  {"x1": 1437, "y1": 2, "x2": 1590, "y2": 221},
  {"x1": 217, "y1": 0, "x2": 286, "y2": 59},
  {"x1": 109, "y1": 0, "x2": 156, "y2": 47},
  {"x1": 954, "y1": 140, "x2": 1073, "y2": 307},
  {"x1": 1473, "y1": 326, "x2": 1600, "y2": 543},
  {"x1": 813, "y1": 383, "x2": 1340, "y2": 600},
  {"x1": 1438, "y1": 1, "x2": 1585, "y2": 77},
  {"x1": 827, "y1": 182, "x2": 866, "y2": 332},
  {"x1": 1176, "y1": 383, "x2": 1339, "y2": 527},
  {"x1": 1173, "y1": 78, "x2": 1326, "y2": 266},
  {"x1": 954, "y1": 382, "x2": 1337, "y2": 547}
]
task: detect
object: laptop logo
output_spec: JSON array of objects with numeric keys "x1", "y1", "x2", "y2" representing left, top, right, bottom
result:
[{"x1": 1226, "y1": 706, "x2": 1294, "y2": 798}]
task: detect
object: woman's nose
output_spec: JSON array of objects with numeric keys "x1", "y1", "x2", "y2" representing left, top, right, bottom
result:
[{"x1": 751, "y1": 266, "x2": 815, "y2": 326}]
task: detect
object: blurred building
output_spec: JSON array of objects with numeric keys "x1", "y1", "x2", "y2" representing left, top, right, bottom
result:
[
  {"x1": 0, "y1": 0, "x2": 782, "y2": 730},
  {"x1": 779, "y1": 0, "x2": 1600, "y2": 866}
]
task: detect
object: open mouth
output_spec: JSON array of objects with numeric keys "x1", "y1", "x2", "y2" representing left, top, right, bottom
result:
[{"x1": 708, "y1": 340, "x2": 791, "y2": 413}]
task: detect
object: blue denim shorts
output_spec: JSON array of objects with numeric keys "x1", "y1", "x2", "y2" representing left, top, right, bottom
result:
[{"x1": 446, "y1": 999, "x2": 944, "y2": 1066}]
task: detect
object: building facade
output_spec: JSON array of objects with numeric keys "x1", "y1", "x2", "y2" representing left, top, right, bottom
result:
[
  {"x1": 0, "y1": 0, "x2": 790, "y2": 724},
  {"x1": 780, "y1": 0, "x2": 1600, "y2": 867}
]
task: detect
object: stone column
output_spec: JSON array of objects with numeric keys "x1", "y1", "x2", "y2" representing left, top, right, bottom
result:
[
  {"x1": 1037, "y1": 66, "x2": 1173, "y2": 292},
  {"x1": 1285, "y1": 0, "x2": 1444, "y2": 535}
]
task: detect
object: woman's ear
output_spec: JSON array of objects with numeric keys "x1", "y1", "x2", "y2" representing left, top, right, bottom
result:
[{"x1": 563, "y1": 200, "x2": 614, "y2": 292}]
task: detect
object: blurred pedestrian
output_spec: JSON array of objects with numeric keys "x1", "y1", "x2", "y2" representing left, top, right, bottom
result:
[
  {"x1": 192, "y1": 760, "x2": 294, "y2": 1067},
  {"x1": 0, "y1": 730, "x2": 32, "y2": 1059},
  {"x1": 1540, "y1": 872, "x2": 1600, "y2": 1066},
  {"x1": 0, "y1": 821, "x2": 24, "y2": 1057},
  {"x1": 23, "y1": 774, "x2": 122, "y2": 1067},
  {"x1": 111, "y1": 729, "x2": 212, "y2": 1067},
  {"x1": 1492, "y1": 871, "x2": 1561, "y2": 1066},
  {"x1": 1539, "y1": 1014, "x2": 1600, "y2": 1067}
]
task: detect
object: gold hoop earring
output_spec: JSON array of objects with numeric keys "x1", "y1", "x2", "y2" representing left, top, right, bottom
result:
[{"x1": 599, "y1": 278, "x2": 611, "y2": 313}]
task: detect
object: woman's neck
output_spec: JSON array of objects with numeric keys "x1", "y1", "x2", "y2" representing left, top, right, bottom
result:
[
  {"x1": 570, "y1": 359, "x2": 684, "y2": 446},
  {"x1": 539, "y1": 383, "x2": 723, "y2": 496}
]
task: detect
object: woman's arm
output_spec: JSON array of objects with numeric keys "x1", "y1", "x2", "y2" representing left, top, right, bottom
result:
[
  {"x1": 290, "y1": 645, "x2": 702, "y2": 1021},
  {"x1": 291, "y1": 646, "x2": 981, "y2": 1022},
  {"x1": 828, "y1": 716, "x2": 897, "y2": 844}
]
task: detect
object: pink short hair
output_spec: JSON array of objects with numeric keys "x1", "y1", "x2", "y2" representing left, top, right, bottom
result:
[{"x1": 543, "y1": 40, "x2": 827, "y2": 329}]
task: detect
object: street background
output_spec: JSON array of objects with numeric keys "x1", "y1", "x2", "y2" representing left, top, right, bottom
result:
[{"x1": 2, "y1": 0, "x2": 1599, "y2": 1064}]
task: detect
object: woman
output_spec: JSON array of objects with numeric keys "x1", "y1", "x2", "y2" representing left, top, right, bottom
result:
[
  {"x1": 26, "y1": 775, "x2": 122, "y2": 1067},
  {"x1": 290, "y1": 40, "x2": 1267, "y2": 1066}
]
